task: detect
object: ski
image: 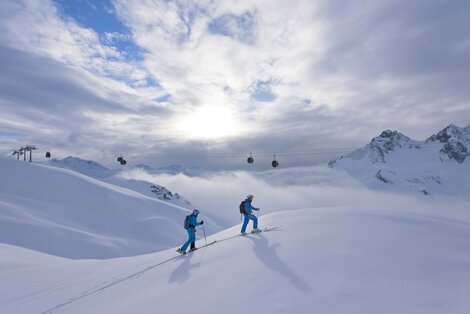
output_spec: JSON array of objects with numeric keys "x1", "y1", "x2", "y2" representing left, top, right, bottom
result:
[
  {"x1": 177, "y1": 226, "x2": 281, "y2": 257},
  {"x1": 249, "y1": 226, "x2": 281, "y2": 234},
  {"x1": 195, "y1": 240, "x2": 217, "y2": 250},
  {"x1": 239, "y1": 226, "x2": 281, "y2": 236},
  {"x1": 176, "y1": 240, "x2": 217, "y2": 256},
  {"x1": 262, "y1": 226, "x2": 281, "y2": 232}
]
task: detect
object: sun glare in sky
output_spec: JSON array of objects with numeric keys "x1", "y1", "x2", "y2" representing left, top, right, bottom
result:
[{"x1": 175, "y1": 106, "x2": 243, "y2": 140}]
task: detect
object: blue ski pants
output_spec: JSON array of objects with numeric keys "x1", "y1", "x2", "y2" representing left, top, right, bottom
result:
[
  {"x1": 181, "y1": 228, "x2": 196, "y2": 251},
  {"x1": 241, "y1": 214, "x2": 258, "y2": 233}
]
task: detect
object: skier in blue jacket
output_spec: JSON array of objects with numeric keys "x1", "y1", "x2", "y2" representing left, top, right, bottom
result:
[
  {"x1": 241, "y1": 194, "x2": 261, "y2": 235},
  {"x1": 177, "y1": 209, "x2": 204, "y2": 254}
]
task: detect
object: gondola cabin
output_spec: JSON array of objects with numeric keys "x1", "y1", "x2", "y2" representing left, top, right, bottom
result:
[
  {"x1": 272, "y1": 155, "x2": 279, "y2": 168},
  {"x1": 247, "y1": 153, "x2": 254, "y2": 164}
]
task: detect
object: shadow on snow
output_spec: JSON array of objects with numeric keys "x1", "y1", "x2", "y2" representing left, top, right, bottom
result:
[{"x1": 246, "y1": 233, "x2": 311, "y2": 293}]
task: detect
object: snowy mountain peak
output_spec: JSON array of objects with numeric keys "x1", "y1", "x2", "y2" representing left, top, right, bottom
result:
[
  {"x1": 426, "y1": 124, "x2": 469, "y2": 144},
  {"x1": 379, "y1": 129, "x2": 405, "y2": 139},
  {"x1": 329, "y1": 124, "x2": 470, "y2": 196},
  {"x1": 372, "y1": 130, "x2": 415, "y2": 151},
  {"x1": 341, "y1": 129, "x2": 417, "y2": 164},
  {"x1": 426, "y1": 124, "x2": 470, "y2": 163}
]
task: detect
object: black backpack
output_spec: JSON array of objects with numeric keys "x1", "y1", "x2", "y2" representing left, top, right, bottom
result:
[
  {"x1": 184, "y1": 214, "x2": 191, "y2": 229},
  {"x1": 239, "y1": 200, "x2": 246, "y2": 215}
]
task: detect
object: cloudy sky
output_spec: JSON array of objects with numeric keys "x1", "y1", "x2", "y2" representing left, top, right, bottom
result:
[{"x1": 1, "y1": 0, "x2": 469, "y2": 170}]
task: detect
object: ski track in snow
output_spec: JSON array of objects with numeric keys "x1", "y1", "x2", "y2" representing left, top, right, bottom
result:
[
  {"x1": 3, "y1": 207, "x2": 470, "y2": 313},
  {"x1": 40, "y1": 255, "x2": 181, "y2": 314},
  {"x1": 40, "y1": 227, "x2": 282, "y2": 314}
]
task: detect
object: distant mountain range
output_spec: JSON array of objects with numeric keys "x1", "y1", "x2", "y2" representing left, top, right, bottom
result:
[
  {"x1": 132, "y1": 163, "x2": 205, "y2": 176},
  {"x1": 42, "y1": 124, "x2": 470, "y2": 199},
  {"x1": 329, "y1": 124, "x2": 470, "y2": 197}
]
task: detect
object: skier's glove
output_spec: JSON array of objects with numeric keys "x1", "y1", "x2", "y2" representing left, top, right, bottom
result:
[{"x1": 200, "y1": 220, "x2": 204, "y2": 225}]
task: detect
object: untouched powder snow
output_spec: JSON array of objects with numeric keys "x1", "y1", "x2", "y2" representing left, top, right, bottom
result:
[
  {"x1": 0, "y1": 158, "x2": 221, "y2": 259},
  {"x1": 2, "y1": 206, "x2": 470, "y2": 314}
]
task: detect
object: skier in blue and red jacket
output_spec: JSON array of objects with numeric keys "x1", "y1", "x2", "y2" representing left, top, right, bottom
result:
[{"x1": 241, "y1": 194, "x2": 261, "y2": 234}]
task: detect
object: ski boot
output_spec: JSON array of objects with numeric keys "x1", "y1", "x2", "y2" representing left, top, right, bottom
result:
[
  {"x1": 241, "y1": 231, "x2": 247, "y2": 236},
  {"x1": 252, "y1": 228, "x2": 261, "y2": 234},
  {"x1": 176, "y1": 248, "x2": 186, "y2": 255},
  {"x1": 189, "y1": 247, "x2": 198, "y2": 252}
]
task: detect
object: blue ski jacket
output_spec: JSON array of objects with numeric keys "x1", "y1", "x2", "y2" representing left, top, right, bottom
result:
[
  {"x1": 244, "y1": 199, "x2": 259, "y2": 215},
  {"x1": 187, "y1": 214, "x2": 202, "y2": 230}
]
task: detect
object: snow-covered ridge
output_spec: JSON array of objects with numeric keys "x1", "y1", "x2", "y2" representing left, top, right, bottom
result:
[
  {"x1": 46, "y1": 156, "x2": 190, "y2": 206},
  {"x1": 329, "y1": 124, "x2": 470, "y2": 197},
  {"x1": 331, "y1": 124, "x2": 470, "y2": 166},
  {"x1": 103, "y1": 176, "x2": 192, "y2": 208},
  {"x1": 47, "y1": 156, "x2": 114, "y2": 178}
]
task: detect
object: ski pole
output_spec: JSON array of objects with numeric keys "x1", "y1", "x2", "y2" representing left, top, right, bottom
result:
[{"x1": 202, "y1": 224, "x2": 208, "y2": 246}]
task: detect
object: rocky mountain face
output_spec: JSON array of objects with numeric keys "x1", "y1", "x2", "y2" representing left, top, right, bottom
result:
[
  {"x1": 329, "y1": 124, "x2": 470, "y2": 197},
  {"x1": 150, "y1": 184, "x2": 181, "y2": 201},
  {"x1": 366, "y1": 130, "x2": 420, "y2": 163},
  {"x1": 425, "y1": 124, "x2": 470, "y2": 163}
]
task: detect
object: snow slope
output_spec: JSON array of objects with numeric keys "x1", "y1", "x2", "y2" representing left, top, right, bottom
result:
[
  {"x1": 103, "y1": 176, "x2": 193, "y2": 209},
  {"x1": 330, "y1": 124, "x2": 470, "y2": 197},
  {"x1": 2, "y1": 205, "x2": 470, "y2": 314},
  {"x1": 47, "y1": 156, "x2": 115, "y2": 178},
  {"x1": 0, "y1": 158, "x2": 220, "y2": 259},
  {"x1": 46, "y1": 156, "x2": 193, "y2": 208}
]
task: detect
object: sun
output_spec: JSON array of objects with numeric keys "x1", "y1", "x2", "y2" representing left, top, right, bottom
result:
[{"x1": 175, "y1": 105, "x2": 243, "y2": 140}]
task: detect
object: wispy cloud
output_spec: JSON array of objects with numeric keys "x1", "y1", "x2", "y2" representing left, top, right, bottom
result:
[{"x1": 1, "y1": 0, "x2": 469, "y2": 169}]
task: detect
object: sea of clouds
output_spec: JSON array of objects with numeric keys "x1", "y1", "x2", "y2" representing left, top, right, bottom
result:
[{"x1": 120, "y1": 165, "x2": 470, "y2": 230}]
